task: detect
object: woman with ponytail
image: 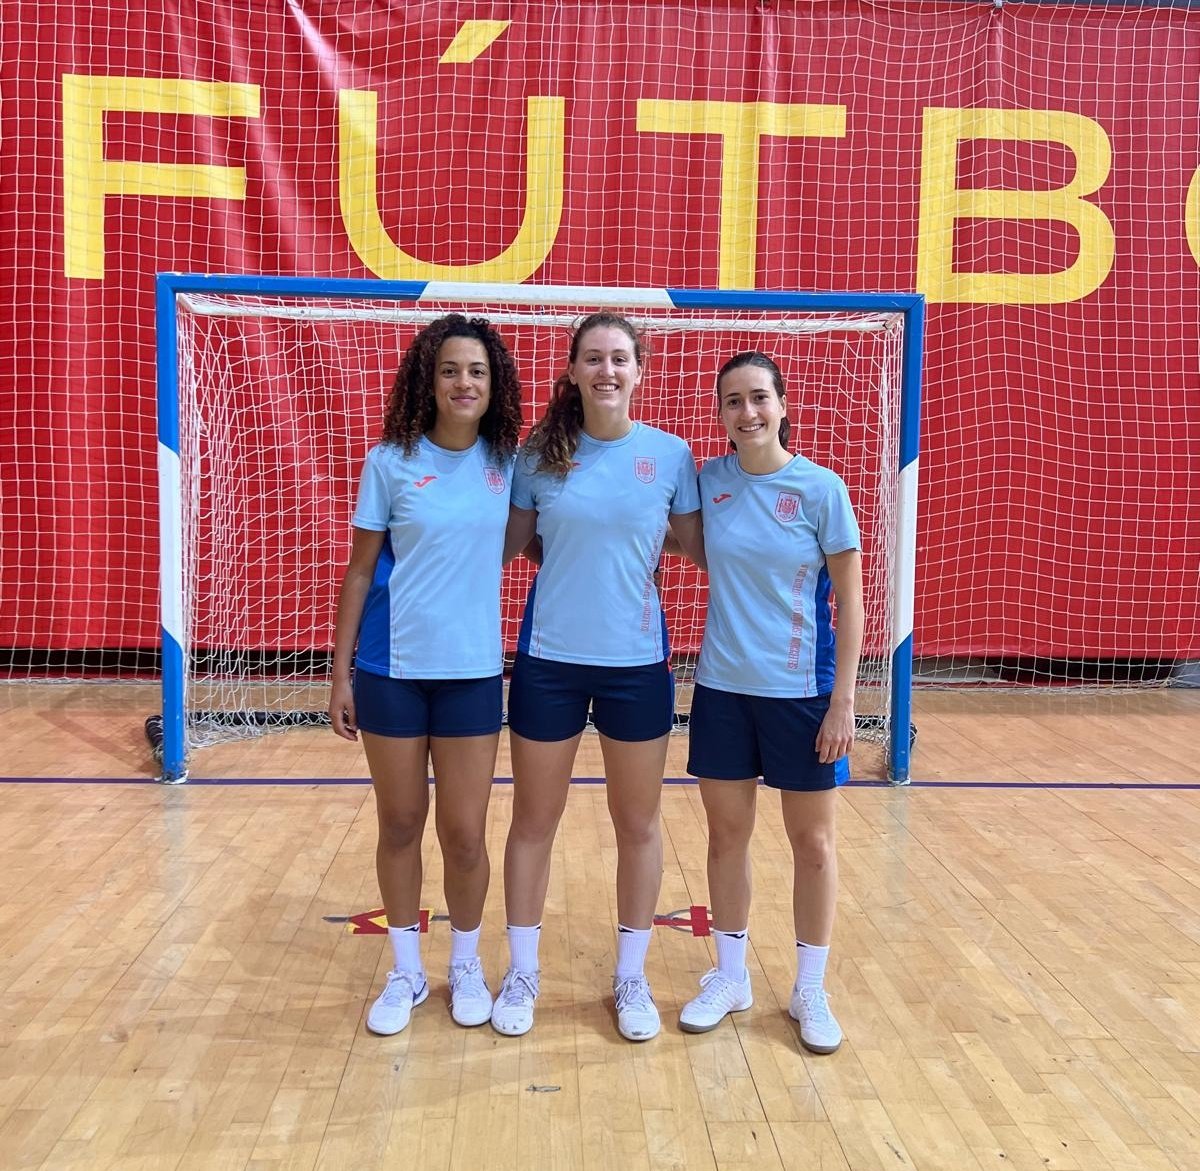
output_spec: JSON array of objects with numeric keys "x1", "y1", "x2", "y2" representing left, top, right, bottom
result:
[
  {"x1": 490, "y1": 313, "x2": 703, "y2": 1041},
  {"x1": 677, "y1": 351, "x2": 864, "y2": 1055}
]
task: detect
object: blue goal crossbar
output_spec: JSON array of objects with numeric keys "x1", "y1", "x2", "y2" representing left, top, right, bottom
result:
[{"x1": 155, "y1": 273, "x2": 924, "y2": 784}]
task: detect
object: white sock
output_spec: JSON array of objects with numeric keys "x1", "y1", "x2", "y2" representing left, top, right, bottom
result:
[
  {"x1": 614, "y1": 924, "x2": 652, "y2": 982},
  {"x1": 388, "y1": 923, "x2": 423, "y2": 975},
  {"x1": 713, "y1": 928, "x2": 748, "y2": 983},
  {"x1": 449, "y1": 923, "x2": 481, "y2": 968},
  {"x1": 795, "y1": 941, "x2": 830, "y2": 992},
  {"x1": 507, "y1": 923, "x2": 541, "y2": 974}
]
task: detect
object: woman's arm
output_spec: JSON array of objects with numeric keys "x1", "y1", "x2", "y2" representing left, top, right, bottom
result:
[
  {"x1": 666, "y1": 509, "x2": 706, "y2": 570},
  {"x1": 327, "y1": 527, "x2": 387, "y2": 740},
  {"x1": 503, "y1": 504, "x2": 539, "y2": 565},
  {"x1": 815, "y1": 548, "x2": 864, "y2": 764}
]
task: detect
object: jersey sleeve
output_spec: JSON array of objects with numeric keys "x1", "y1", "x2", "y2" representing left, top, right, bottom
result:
[
  {"x1": 351, "y1": 447, "x2": 392, "y2": 531},
  {"x1": 669, "y1": 441, "x2": 701, "y2": 514},
  {"x1": 511, "y1": 449, "x2": 538, "y2": 510},
  {"x1": 817, "y1": 473, "x2": 862, "y2": 554}
]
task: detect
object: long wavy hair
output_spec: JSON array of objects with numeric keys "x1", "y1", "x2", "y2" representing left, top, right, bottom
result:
[
  {"x1": 717, "y1": 351, "x2": 791, "y2": 452},
  {"x1": 524, "y1": 312, "x2": 647, "y2": 476},
  {"x1": 381, "y1": 314, "x2": 523, "y2": 460}
]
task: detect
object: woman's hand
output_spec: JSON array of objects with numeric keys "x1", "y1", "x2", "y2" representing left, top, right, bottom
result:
[
  {"x1": 328, "y1": 676, "x2": 358, "y2": 741},
  {"x1": 815, "y1": 695, "x2": 854, "y2": 764}
]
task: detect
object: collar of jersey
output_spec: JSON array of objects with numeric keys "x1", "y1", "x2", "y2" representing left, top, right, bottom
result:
[
  {"x1": 578, "y1": 421, "x2": 639, "y2": 450},
  {"x1": 732, "y1": 452, "x2": 801, "y2": 482},
  {"x1": 420, "y1": 435, "x2": 479, "y2": 459}
]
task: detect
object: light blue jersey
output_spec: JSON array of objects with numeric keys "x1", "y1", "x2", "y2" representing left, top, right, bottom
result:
[
  {"x1": 352, "y1": 437, "x2": 512, "y2": 679},
  {"x1": 513, "y1": 423, "x2": 700, "y2": 666},
  {"x1": 696, "y1": 453, "x2": 860, "y2": 698}
]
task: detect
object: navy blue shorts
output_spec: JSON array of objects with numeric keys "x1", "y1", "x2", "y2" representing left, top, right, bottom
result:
[
  {"x1": 506, "y1": 652, "x2": 674, "y2": 743},
  {"x1": 686, "y1": 684, "x2": 848, "y2": 791},
  {"x1": 352, "y1": 669, "x2": 503, "y2": 738}
]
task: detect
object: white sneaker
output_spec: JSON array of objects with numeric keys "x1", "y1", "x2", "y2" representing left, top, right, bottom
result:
[
  {"x1": 614, "y1": 975, "x2": 660, "y2": 1041},
  {"x1": 789, "y1": 985, "x2": 842, "y2": 1054},
  {"x1": 366, "y1": 969, "x2": 429, "y2": 1035},
  {"x1": 678, "y1": 967, "x2": 753, "y2": 1033},
  {"x1": 448, "y1": 957, "x2": 493, "y2": 1027},
  {"x1": 490, "y1": 968, "x2": 539, "y2": 1036}
]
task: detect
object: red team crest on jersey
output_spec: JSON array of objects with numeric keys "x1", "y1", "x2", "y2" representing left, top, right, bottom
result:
[
  {"x1": 635, "y1": 457, "x2": 656, "y2": 483},
  {"x1": 483, "y1": 467, "x2": 506, "y2": 494},
  {"x1": 775, "y1": 491, "x2": 800, "y2": 521}
]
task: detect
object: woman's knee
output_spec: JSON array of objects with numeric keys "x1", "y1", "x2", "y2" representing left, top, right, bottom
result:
[
  {"x1": 376, "y1": 805, "x2": 427, "y2": 852},
  {"x1": 789, "y1": 824, "x2": 836, "y2": 871},
  {"x1": 437, "y1": 819, "x2": 487, "y2": 872},
  {"x1": 509, "y1": 793, "x2": 567, "y2": 844},
  {"x1": 706, "y1": 817, "x2": 754, "y2": 860},
  {"x1": 609, "y1": 806, "x2": 662, "y2": 849}
]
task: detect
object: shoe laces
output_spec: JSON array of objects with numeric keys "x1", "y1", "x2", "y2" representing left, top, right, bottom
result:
[
  {"x1": 449, "y1": 957, "x2": 487, "y2": 995},
  {"x1": 797, "y1": 985, "x2": 831, "y2": 1024},
  {"x1": 498, "y1": 969, "x2": 538, "y2": 1006},
  {"x1": 694, "y1": 967, "x2": 737, "y2": 1005},
  {"x1": 614, "y1": 975, "x2": 655, "y2": 1013},
  {"x1": 380, "y1": 969, "x2": 421, "y2": 1006}
]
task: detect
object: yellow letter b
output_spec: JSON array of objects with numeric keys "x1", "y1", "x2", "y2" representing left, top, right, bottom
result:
[{"x1": 917, "y1": 107, "x2": 1115, "y2": 305}]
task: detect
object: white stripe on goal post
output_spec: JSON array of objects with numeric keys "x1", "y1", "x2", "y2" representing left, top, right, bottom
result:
[{"x1": 156, "y1": 274, "x2": 188, "y2": 782}]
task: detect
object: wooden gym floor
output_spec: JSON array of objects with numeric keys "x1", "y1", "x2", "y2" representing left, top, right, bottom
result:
[{"x1": 0, "y1": 683, "x2": 1198, "y2": 1170}]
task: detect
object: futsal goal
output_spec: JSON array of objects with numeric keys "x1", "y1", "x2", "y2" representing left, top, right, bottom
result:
[{"x1": 153, "y1": 275, "x2": 923, "y2": 784}]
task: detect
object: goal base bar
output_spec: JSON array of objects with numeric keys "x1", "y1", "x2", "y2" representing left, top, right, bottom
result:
[{"x1": 144, "y1": 712, "x2": 916, "y2": 782}]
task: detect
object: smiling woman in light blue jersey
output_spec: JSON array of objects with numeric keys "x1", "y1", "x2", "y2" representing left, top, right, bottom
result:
[
  {"x1": 353, "y1": 439, "x2": 512, "y2": 679},
  {"x1": 695, "y1": 452, "x2": 860, "y2": 701},
  {"x1": 327, "y1": 315, "x2": 522, "y2": 1039},
  {"x1": 511, "y1": 421, "x2": 692, "y2": 665},
  {"x1": 677, "y1": 351, "x2": 864, "y2": 1057},
  {"x1": 489, "y1": 313, "x2": 703, "y2": 1043}
]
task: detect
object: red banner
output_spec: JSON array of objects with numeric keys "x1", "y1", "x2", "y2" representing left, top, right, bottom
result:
[{"x1": 1, "y1": 2, "x2": 1198, "y2": 659}]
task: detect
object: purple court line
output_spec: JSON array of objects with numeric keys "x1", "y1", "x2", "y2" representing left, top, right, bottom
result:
[{"x1": 2, "y1": 776, "x2": 1200, "y2": 790}]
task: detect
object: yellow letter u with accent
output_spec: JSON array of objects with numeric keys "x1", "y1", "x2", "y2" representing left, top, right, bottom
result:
[{"x1": 338, "y1": 89, "x2": 565, "y2": 282}]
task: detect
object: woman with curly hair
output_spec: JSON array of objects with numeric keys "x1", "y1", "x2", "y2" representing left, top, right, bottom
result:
[
  {"x1": 489, "y1": 313, "x2": 703, "y2": 1042},
  {"x1": 328, "y1": 314, "x2": 523, "y2": 1035}
]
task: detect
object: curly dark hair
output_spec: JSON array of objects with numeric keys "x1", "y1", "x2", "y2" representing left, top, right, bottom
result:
[
  {"x1": 524, "y1": 312, "x2": 647, "y2": 477},
  {"x1": 717, "y1": 351, "x2": 791, "y2": 452},
  {"x1": 381, "y1": 314, "x2": 523, "y2": 460}
]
